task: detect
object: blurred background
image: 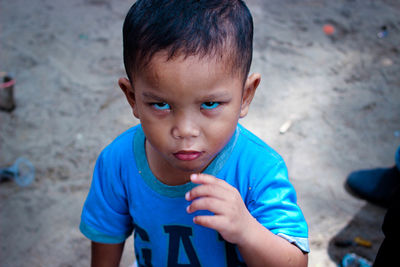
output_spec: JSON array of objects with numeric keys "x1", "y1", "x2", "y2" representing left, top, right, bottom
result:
[{"x1": 1, "y1": 0, "x2": 399, "y2": 266}]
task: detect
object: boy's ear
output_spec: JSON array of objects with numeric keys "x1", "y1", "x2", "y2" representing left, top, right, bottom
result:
[
  {"x1": 118, "y1": 77, "x2": 139, "y2": 118},
  {"x1": 240, "y1": 73, "x2": 261, "y2": 118}
]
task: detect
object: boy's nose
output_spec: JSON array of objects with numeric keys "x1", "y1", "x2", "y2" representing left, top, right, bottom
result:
[{"x1": 171, "y1": 114, "x2": 200, "y2": 139}]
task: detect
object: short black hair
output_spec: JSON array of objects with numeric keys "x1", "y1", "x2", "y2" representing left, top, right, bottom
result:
[{"x1": 122, "y1": 0, "x2": 254, "y2": 82}]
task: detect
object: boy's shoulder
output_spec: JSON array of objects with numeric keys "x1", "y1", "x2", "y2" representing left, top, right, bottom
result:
[
  {"x1": 100, "y1": 124, "x2": 141, "y2": 160},
  {"x1": 236, "y1": 124, "x2": 283, "y2": 165}
]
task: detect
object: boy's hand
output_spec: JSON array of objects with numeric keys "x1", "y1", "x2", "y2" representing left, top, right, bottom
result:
[{"x1": 185, "y1": 173, "x2": 255, "y2": 245}]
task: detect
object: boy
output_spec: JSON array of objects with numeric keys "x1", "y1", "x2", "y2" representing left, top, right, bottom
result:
[{"x1": 80, "y1": 0, "x2": 309, "y2": 266}]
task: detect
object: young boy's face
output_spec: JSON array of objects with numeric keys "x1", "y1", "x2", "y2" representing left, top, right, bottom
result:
[{"x1": 119, "y1": 53, "x2": 260, "y2": 184}]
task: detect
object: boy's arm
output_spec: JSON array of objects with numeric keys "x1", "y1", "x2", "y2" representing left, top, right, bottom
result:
[
  {"x1": 236, "y1": 219, "x2": 308, "y2": 267},
  {"x1": 91, "y1": 241, "x2": 125, "y2": 267},
  {"x1": 186, "y1": 173, "x2": 308, "y2": 267}
]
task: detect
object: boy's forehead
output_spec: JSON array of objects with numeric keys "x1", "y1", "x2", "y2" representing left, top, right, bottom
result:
[
  {"x1": 132, "y1": 51, "x2": 245, "y2": 94},
  {"x1": 136, "y1": 51, "x2": 242, "y2": 83}
]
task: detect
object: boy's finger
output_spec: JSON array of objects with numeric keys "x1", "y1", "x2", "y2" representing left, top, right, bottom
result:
[
  {"x1": 190, "y1": 173, "x2": 231, "y2": 189},
  {"x1": 192, "y1": 214, "x2": 227, "y2": 233},
  {"x1": 185, "y1": 183, "x2": 227, "y2": 201},
  {"x1": 190, "y1": 173, "x2": 217, "y2": 184},
  {"x1": 187, "y1": 197, "x2": 226, "y2": 214}
]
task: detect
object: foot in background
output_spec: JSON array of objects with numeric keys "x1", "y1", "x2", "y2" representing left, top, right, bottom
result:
[{"x1": 346, "y1": 166, "x2": 400, "y2": 208}]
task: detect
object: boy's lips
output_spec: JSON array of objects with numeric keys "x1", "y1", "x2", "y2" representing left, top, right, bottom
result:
[{"x1": 173, "y1": 150, "x2": 202, "y2": 161}]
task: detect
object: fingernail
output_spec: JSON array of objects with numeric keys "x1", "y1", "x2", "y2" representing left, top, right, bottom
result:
[
  {"x1": 186, "y1": 205, "x2": 191, "y2": 213},
  {"x1": 191, "y1": 174, "x2": 198, "y2": 180},
  {"x1": 185, "y1": 191, "x2": 190, "y2": 200}
]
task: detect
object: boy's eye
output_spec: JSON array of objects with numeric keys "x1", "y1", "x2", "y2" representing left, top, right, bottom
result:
[
  {"x1": 152, "y1": 102, "x2": 170, "y2": 110},
  {"x1": 201, "y1": 102, "x2": 220, "y2": 109}
]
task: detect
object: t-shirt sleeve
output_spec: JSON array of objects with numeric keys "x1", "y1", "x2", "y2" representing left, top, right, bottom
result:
[
  {"x1": 80, "y1": 149, "x2": 133, "y2": 244},
  {"x1": 246, "y1": 160, "x2": 309, "y2": 253}
]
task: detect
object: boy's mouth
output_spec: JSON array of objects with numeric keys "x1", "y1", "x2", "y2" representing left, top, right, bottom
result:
[{"x1": 173, "y1": 150, "x2": 202, "y2": 161}]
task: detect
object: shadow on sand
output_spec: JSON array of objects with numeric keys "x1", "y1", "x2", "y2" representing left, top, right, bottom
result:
[{"x1": 327, "y1": 195, "x2": 386, "y2": 264}]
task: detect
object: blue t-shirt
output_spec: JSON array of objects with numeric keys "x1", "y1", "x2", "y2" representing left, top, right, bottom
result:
[{"x1": 80, "y1": 124, "x2": 309, "y2": 266}]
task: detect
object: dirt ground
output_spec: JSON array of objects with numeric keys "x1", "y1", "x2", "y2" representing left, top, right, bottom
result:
[{"x1": 1, "y1": 0, "x2": 399, "y2": 266}]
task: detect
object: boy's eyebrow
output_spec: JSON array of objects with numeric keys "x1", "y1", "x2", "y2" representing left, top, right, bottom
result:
[
  {"x1": 142, "y1": 91, "x2": 232, "y2": 102},
  {"x1": 142, "y1": 92, "x2": 165, "y2": 101},
  {"x1": 202, "y1": 92, "x2": 232, "y2": 101}
]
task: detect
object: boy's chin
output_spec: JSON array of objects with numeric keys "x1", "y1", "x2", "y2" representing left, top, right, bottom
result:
[
  {"x1": 176, "y1": 165, "x2": 204, "y2": 174},
  {"x1": 172, "y1": 162, "x2": 208, "y2": 174}
]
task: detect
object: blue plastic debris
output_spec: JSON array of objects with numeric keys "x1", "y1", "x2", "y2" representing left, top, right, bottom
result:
[
  {"x1": 339, "y1": 253, "x2": 372, "y2": 267},
  {"x1": 0, "y1": 157, "x2": 35, "y2": 186},
  {"x1": 377, "y1": 26, "x2": 388, "y2": 39}
]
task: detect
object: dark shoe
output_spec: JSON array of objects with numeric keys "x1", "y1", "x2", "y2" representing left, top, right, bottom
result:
[{"x1": 346, "y1": 166, "x2": 400, "y2": 208}]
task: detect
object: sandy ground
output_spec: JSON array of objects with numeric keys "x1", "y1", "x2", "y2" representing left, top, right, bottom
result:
[{"x1": 1, "y1": 0, "x2": 399, "y2": 266}]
